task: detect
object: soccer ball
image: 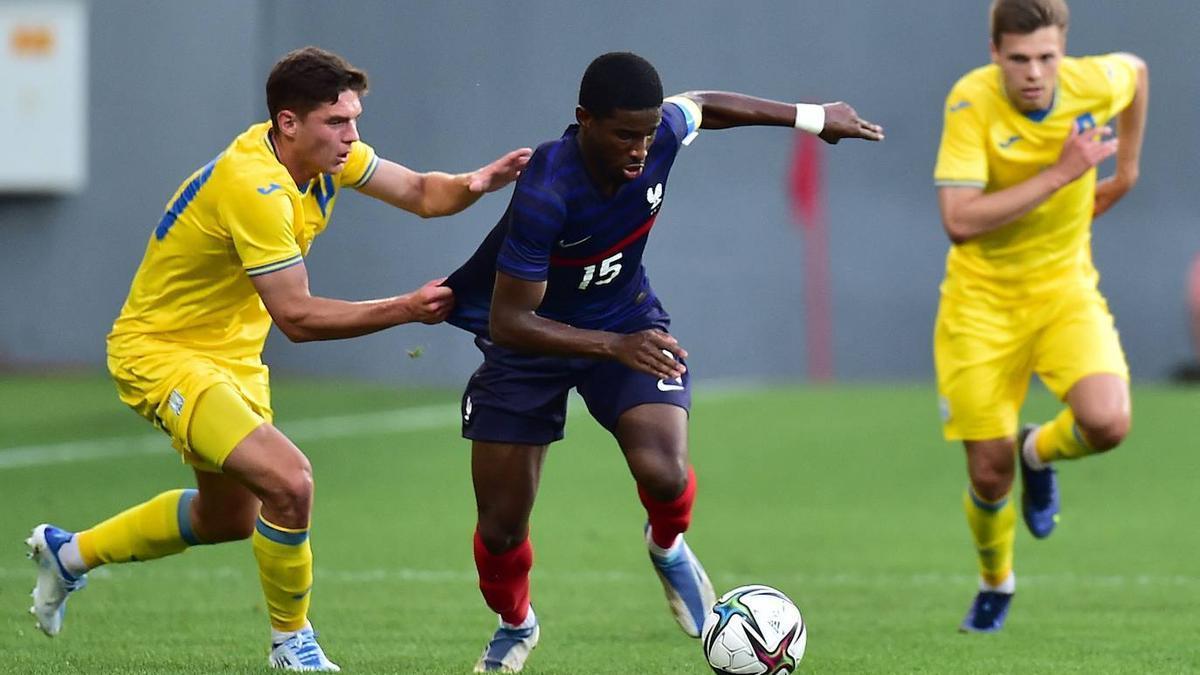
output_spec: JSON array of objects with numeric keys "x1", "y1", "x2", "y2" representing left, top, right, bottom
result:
[{"x1": 701, "y1": 585, "x2": 807, "y2": 674}]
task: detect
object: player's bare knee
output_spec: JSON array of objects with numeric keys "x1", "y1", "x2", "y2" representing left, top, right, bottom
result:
[
  {"x1": 279, "y1": 468, "x2": 314, "y2": 516},
  {"x1": 965, "y1": 442, "x2": 1014, "y2": 500},
  {"x1": 1078, "y1": 412, "x2": 1130, "y2": 452},
  {"x1": 970, "y1": 472, "x2": 1012, "y2": 502},
  {"x1": 639, "y1": 468, "x2": 687, "y2": 502},
  {"x1": 968, "y1": 459, "x2": 1014, "y2": 501},
  {"x1": 628, "y1": 443, "x2": 688, "y2": 500},
  {"x1": 259, "y1": 463, "x2": 314, "y2": 524}
]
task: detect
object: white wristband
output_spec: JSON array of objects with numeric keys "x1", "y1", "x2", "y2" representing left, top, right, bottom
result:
[{"x1": 794, "y1": 103, "x2": 825, "y2": 134}]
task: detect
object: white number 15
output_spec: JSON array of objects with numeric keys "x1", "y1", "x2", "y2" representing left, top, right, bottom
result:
[{"x1": 578, "y1": 252, "x2": 623, "y2": 290}]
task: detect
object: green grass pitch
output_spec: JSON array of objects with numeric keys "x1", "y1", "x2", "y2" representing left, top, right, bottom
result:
[{"x1": 1, "y1": 374, "x2": 1197, "y2": 673}]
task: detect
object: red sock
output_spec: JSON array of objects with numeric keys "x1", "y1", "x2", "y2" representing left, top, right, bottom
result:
[
  {"x1": 638, "y1": 466, "x2": 696, "y2": 549},
  {"x1": 473, "y1": 529, "x2": 533, "y2": 625}
]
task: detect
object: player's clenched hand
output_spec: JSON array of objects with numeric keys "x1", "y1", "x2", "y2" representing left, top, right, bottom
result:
[
  {"x1": 612, "y1": 329, "x2": 687, "y2": 380},
  {"x1": 468, "y1": 148, "x2": 534, "y2": 193},
  {"x1": 406, "y1": 277, "x2": 455, "y2": 325},
  {"x1": 1054, "y1": 125, "x2": 1118, "y2": 184},
  {"x1": 818, "y1": 102, "x2": 885, "y2": 144}
]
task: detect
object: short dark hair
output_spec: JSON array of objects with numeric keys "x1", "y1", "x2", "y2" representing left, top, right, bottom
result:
[
  {"x1": 266, "y1": 46, "x2": 368, "y2": 123},
  {"x1": 578, "y1": 52, "x2": 663, "y2": 119},
  {"x1": 990, "y1": 0, "x2": 1069, "y2": 46}
]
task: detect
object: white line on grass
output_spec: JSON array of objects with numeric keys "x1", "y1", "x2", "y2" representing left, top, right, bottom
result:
[
  {"x1": 0, "y1": 403, "x2": 456, "y2": 471},
  {"x1": 0, "y1": 565, "x2": 1194, "y2": 588},
  {"x1": 0, "y1": 387, "x2": 754, "y2": 471}
]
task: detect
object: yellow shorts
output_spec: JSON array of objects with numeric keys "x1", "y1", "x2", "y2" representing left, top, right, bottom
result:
[
  {"x1": 107, "y1": 346, "x2": 273, "y2": 472},
  {"x1": 934, "y1": 285, "x2": 1128, "y2": 441}
]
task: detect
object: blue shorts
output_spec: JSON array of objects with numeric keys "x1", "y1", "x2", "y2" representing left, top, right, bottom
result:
[{"x1": 461, "y1": 336, "x2": 691, "y2": 445}]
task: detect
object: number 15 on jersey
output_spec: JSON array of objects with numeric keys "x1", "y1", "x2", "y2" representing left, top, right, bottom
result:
[{"x1": 578, "y1": 252, "x2": 623, "y2": 290}]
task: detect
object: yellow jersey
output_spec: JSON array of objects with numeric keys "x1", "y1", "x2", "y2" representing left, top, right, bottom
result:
[
  {"x1": 933, "y1": 54, "x2": 1137, "y2": 302},
  {"x1": 108, "y1": 122, "x2": 379, "y2": 360}
]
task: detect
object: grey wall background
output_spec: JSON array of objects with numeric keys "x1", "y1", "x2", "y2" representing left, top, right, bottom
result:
[{"x1": 2, "y1": 0, "x2": 1198, "y2": 387}]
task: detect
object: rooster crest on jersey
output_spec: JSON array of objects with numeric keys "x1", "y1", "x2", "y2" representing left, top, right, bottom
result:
[{"x1": 646, "y1": 183, "x2": 663, "y2": 211}]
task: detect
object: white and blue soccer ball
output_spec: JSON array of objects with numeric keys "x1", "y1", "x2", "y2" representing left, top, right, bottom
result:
[{"x1": 701, "y1": 584, "x2": 807, "y2": 674}]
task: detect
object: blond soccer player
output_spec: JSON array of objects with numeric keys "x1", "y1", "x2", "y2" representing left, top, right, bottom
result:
[
  {"x1": 25, "y1": 47, "x2": 530, "y2": 671},
  {"x1": 933, "y1": 0, "x2": 1148, "y2": 632}
]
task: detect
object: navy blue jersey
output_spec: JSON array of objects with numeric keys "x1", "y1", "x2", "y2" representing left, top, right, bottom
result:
[{"x1": 446, "y1": 101, "x2": 697, "y2": 338}]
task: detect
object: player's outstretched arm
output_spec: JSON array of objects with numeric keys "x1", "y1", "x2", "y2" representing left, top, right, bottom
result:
[
  {"x1": 251, "y1": 264, "x2": 453, "y2": 342},
  {"x1": 1094, "y1": 53, "x2": 1149, "y2": 218},
  {"x1": 489, "y1": 272, "x2": 686, "y2": 380},
  {"x1": 357, "y1": 147, "x2": 532, "y2": 218},
  {"x1": 675, "y1": 91, "x2": 884, "y2": 144}
]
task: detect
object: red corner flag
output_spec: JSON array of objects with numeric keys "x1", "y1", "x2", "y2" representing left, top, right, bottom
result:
[{"x1": 787, "y1": 133, "x2": 833, "y2": 382}]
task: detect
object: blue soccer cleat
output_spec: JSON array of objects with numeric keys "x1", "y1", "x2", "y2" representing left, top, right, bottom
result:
[
  {"x1": 26, "y1": 524, "x2": 87, "y2": 637},
  {"x1": 959, "y1": 590, "x2": 1014, "y2": 633},
  {"x1": 473, "y1": 618, "x2": 540, "y2": 673},
  {"x1": 647, "y1": 527, "x2": 716, "y2": 638},
  {"x1": 1018, "y1": 424, "x2": 1060, "y2": 539},
  {"x1": 269, "y1": 625, "x2": 341, "y2": 672}
]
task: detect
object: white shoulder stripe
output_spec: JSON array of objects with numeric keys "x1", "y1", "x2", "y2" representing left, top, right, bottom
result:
[{"x1": 663, "y1": 95, "x2": 702, "y2": 146}]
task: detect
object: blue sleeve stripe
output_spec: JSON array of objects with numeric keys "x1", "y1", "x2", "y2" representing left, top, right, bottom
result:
[
  {"x1": 154, "y1": 154, "x2": 221, "y2": 240},
  {"x1": 246, "y1": 254, "x2": 303, "y2": 277},
  {"x1": 350, "y1": 154, "x2": 380, "y2": 189}
]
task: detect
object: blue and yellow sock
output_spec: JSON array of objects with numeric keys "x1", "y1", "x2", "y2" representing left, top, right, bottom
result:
[
  {"x1": 963, "y1": 486, "x2": 1015, "y2": 588},
  {"x1": 1035, "y1": 408, "x2": 1094, "y2": 462},
  {"x1": 77, "y1": 488, "x2": 203, "y2": 568},
  {"x1": 253, "y1": 515, "x2": 313, "y2": 632}
]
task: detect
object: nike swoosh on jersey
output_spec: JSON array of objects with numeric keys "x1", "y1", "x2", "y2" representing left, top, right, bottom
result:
[
  {"x1": 657, "y1": 379, "x2": 685, "y2": 392},
  {"x1": 257, "y1": 183, "x2": 283, "y2": 195},
  {"x1": 999, "y1": 135, "x2": 1021, "y2": 148},
  {"x1": 557, "y1": 235, "x2": 593, "y2": 248},
  {"x1": 948, "y1": 100, "x2": 972, "y2": 112}
]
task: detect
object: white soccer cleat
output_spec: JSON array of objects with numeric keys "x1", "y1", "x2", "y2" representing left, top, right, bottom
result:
[
  {"x1": 647, "y1": 529, "x2": 716, "y2": 638},
  {"x1": 473, "y1": 620, "x2": 540, "y2": 673},
  {"x1": 27, "y1": 523, "x2": 87, "y2": 637},
  {"x1": 269, "y1": 625, "x2": 341, "y2": 672}
]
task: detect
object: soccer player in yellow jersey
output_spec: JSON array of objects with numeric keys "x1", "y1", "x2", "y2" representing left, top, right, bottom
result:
[
  {"x1": 933, "y1": 0, "x2": 1148, "y2": 632},
  {"x1": 25, "y1": 47, "x2": 531, "y2": 671}
]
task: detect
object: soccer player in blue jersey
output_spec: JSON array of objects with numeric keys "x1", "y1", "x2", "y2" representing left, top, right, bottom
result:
[
  {"x1": 444, "y1": 52, "x2": 883, "y2": 672},
  {"x1": 25, "y1": 47, "x2": 529, "y2": 672}
]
